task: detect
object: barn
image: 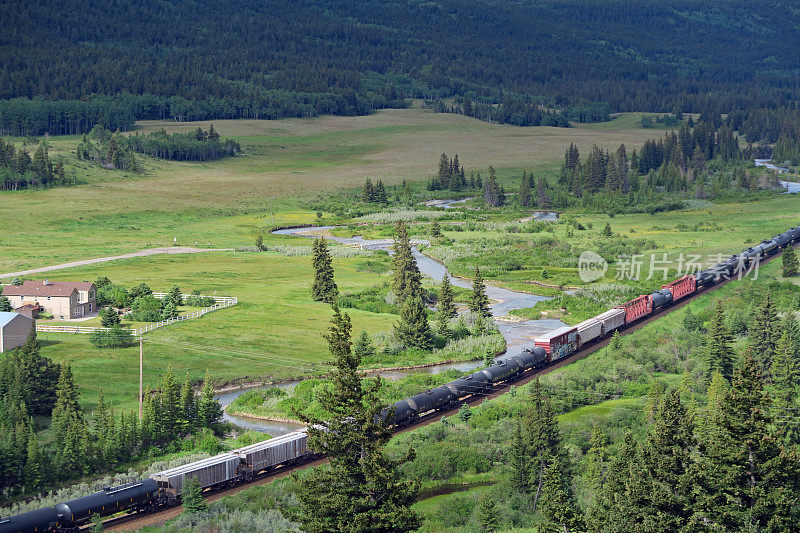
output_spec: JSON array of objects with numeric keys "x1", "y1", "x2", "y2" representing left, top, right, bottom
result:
[{"x1": 0, "y1": 312, "x2": 34, "y2": 353}]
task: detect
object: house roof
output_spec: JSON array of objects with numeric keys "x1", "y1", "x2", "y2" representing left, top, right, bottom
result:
[
  {"x1": 0, "y1": 312, "x2": 27, "y2": 328},
  {"x1": 1, "y1": 280, "x2": 91, "y2": 298}
]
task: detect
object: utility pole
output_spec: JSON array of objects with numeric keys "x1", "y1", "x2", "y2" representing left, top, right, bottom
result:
[{"x1": 139, "y1": 337, "x2": 144, "y2": 419}]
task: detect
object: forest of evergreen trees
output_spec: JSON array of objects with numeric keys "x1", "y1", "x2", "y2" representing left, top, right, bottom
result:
[
  {"x1": 0, "y1": 331, "x2": 223, "y2": 497},
  {"x1": 2, "y1": 1, "x2": 800, "y2": 134},
  {"x1": 0, "y1": 138, "x2": 74, "y2": 190}
]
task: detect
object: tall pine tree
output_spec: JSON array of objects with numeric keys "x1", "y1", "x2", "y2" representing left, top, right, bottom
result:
[
  {"x1": 296, "y1": 305, "x2": 420, "y2": 532},
  {"x1": 705, "y1": 300, "x2": 734, "y2": 380},
  {"x1": 392, "y1": 221, "x2": 422, "y2": 304},
  {"x1": 469, "y1": 267, "x2": 490, "y2": 317},
  {"x1": 312, "y1": 237, "x2": 339, "y2": 303}
]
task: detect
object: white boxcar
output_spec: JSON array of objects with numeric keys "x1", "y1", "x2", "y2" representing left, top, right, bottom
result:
[
  {"x1": 151, "y1": 453, "x2": 242, "y2": 495},
  {"x1": 575, "y1": 318, "x2": 602, "y2": 347},
  {"x1": 594, "y1": 308, "x2": 625, "y2": 335},
  {"x1": 236, "y1": 430, "x2": 308, "y2": 473}
]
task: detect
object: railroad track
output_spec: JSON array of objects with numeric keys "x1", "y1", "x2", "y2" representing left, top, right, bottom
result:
[{"x1": 103, "y1": 245, "x2": 789, "y2": 531}]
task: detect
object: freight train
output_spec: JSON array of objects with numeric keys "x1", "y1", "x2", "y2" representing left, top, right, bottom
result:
[{"x1": 3, "y1": 224, "x2": 799, "y2": 533}]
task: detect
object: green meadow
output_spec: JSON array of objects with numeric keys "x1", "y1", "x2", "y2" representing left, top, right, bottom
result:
[
  {"x1": 32, "y1": 250, "x2": 397, "y2": 412},
  {"x1": 2, "y1": 107, "x2": 798, "y2": 419}
]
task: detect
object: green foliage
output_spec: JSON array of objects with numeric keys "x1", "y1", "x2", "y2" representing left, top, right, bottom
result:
[
  {"x1": 0, "y1": 296, "x2": 12, "y2": 311},
  {"x1": 125, "y1": 126, "x2": 241, "y2": 161},
  {"x1": 469, "y1": 267, "x2": 490, "y2": 317},
  {"x1": 601, "y1": 222, "x2": 613, "y2": 236},
  {"x1": 167, "y1": 284, "x2": 183, "y2": 307},
  {"x1": 438, "y1": 276, "x2": 457, "y2": 319},
  {"x1": 474, "y1": 496, "x2": 500, "y2": 532},
  {"x1": 392, "y1": 220, "x2": 422, "y2": 304},
  {"x1": 458, "y1": 403, "x2": 472, "y2": 424},
  {"x1": 394, "y1": 296, "x2": 434, "y2": 351},
  {"x1": 749, "y1": 291, "x2": 780, "y2": 376},
  {"x1": 99, "y1": 306, "x2": 120, "y2": 327},
  {"x1": 782, "y1": 247, "x2": 798, "y2": 277},
  {"x1": 254, "y1": 232, "x2": 265, "y2": 251},
  {"x1": 181, "y1": 476, "x2": 207, "y2": 513},
  {"x1": 130, "y1": 294, "x2": 162, "y2": 322},
  {"x1": 311, "y1": 237, "x2": 338, "y2": 304},
  {"x1": 90, "y1": 326, "x2": 135, "y2": 348},
  {"x1": 705, "y1": 300, "x2": 734, "y2": 380},
  {"x1": 0, "y1": 329, "x2": 59, "y2": 415},
  {"x1": 161, "y1": 301, "x2": 179, "y2": 320},
  {"x1": 295, "y1": 306, "x2": 420, "y2": 532}
]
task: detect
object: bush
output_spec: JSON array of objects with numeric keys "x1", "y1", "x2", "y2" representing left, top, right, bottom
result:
[
  {"x1": 186, "y1": 295, "x2": 216, "y2": 307},
  {"x1": 97, "y1": 284, "x2": 130, "y2": 308},
  {"x1": 90, "y1": 326, "x2": 135, "y2": 348},
  {"x1": 130, "y1": 294, "x2": 163, "y2": 322},
  {"x1": 99, "y1": 307, "x2": 121, "y2": 327}
]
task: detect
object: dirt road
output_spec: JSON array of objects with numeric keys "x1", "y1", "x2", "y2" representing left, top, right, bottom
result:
[{"x1": 0, "y1": 247, "x2": 233, "y2": 280}]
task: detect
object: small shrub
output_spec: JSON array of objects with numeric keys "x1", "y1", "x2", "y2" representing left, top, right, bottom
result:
[{"x1": 90, "y1": 326, "x2": 135, "y2": 348}]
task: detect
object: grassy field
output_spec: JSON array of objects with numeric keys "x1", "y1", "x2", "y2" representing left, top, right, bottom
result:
[
  {"x1": 33, "y1": 249, "x2": 399, "y2": 413},
  {"x1": 1, "y1": 109, "x2": 680, "y2": 274}
]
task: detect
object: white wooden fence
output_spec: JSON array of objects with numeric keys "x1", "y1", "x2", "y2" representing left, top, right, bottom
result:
[{"x1": 34, "y1": 294, "x2": 238, "y2": 337}]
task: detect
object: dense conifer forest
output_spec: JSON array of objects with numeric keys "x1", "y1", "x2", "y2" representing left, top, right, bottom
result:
[{"x1": 2, "y1": 0, "x2": 800, "y2": 134}]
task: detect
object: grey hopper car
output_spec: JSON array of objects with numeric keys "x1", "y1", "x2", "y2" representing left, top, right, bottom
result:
[
  {"x1": 152, "y1": 453, "x2": 242, "y2": 495},
  {"x1": 55, "y1": 480, "x2": 159, "y2": 526},
  {"x1": 236, "y1": 430, "x2": 308, "y2": 473},
  {"x1": 0, "y1": 507, "x2": 60, "y2": 533}
]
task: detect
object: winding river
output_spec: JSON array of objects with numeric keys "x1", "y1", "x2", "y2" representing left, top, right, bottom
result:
[{"x1": 218, "y1": 216, "x2": 565, "y2": 434}]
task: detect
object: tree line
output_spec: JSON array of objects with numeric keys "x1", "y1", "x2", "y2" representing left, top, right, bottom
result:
[
  {"x1": 125, "y1": 125, "x2": 241, "y2": 161},
  {"x1": 0, "y1": 330, "x2": 224, "y2": 496},
  {"x1": 0, "y1": 138, "x2": 75, "y2": 190}
]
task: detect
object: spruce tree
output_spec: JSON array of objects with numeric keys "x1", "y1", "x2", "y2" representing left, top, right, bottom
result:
[
  {"x1": 167, "y1": 284, "x2": 183, "y2": 306},
  {"x1": 197, "y1": 370, "x2": 222, "y2": 429},
  {"x1": 749, "y1": 292, "x2": 780, "y2": 376},
  {"x1": 782, "y1": 247, "x2": 798, "y2": 277},
  {"x1": 519, "y1": 172, "x2": 532, "y2": 207},
  {"x1": 705, "y1": 300, "x2": 734, "y2": 380},
  {"x1": 180, "y1": 376, "x2": 196, "y2": 434},
  {"x1": 772, "y1": 330, "x2": 799, "y2": 406},
  {"x1": 24, "y1": 433, "x2": 44, "y2": 492},
  {"x1": 510, "y1": 419, "x2": 529, "y2": 492},
  {"x1": 296, "y1": 305, "x2": 420, "y2": 532},
  {"x1": 469, "y1": 267, "x2": 490, "y2": 317},
  {"x1": 430, "y1": 219, "x2": 441, "y2": 237},
  {"x1": 394, "y1": 295, "x2": 433, "y2": 350},
  {"x1": 0, "y1": 295, "x2": 11, "y2": 311},
  {"x1": 525, "y1": 380, "x2": 582, "y2": 529},
  {"x1": 181, "y1": 476, "x2": 207, "y2": 513},
  {"x1": 100, "y1": 307, "x2": 120, "y2": 327},
  {"x1": 392, "y1": 221, "x2": 422, "y2": 304},
  {"x1": 438, "y1": 275, "x2": 457, "y2": 319},
  {"x1": 637, "y1": 389, "x2": 695, "y2": 530},
  {"x1": 374, "y1": 179, "x2": 388, "y2": 203},
  {"x1": 474, "y1": 496, "x2": 500, "y2": 532},
  {"x1": 601, "y1": 223, "x2": 613, "y2": 237},
  {"x1": 353, "y1": 329, "x2": 376, "y2": 361},
  {"x1": 312, "y1": 237, "x2": 339, "y2": 303},
  {"x1": 362, "y1": 178, "x2": 375, "y2": 202},
  {"x1": 692, "y1": 350, "x2": 800, "y2": 530}
]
